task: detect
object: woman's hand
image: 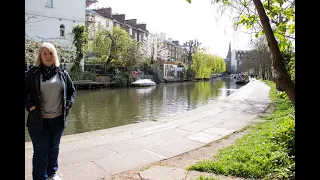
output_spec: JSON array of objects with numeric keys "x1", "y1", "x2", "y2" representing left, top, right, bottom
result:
[{"x1": 29, "y1": 106, "x2": 36, "y2": 111}]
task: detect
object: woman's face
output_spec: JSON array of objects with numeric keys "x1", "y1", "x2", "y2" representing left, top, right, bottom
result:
[{"x1": 41, "y1": 47, "x2": 54, "y2": 67}]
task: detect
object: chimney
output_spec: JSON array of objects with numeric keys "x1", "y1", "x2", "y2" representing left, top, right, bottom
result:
[
  {"x1": 168, "y1": 38, "x2": 172, "y2": 43},
  {"x1": 125, "y1": 19, "x2": 137, "y2": 27},
  {"x1": 173, "y1": 40, "x2": 179, "y2": 46},
  {"x1": 94, "y1": 7, "x2": 112, "y2": 18},
  {"x1": 112, "y1": 14, "x2": 125, "y2": 23},
  {"x1": 138, "y1": 23, "x2": 147, "y2": 31}
]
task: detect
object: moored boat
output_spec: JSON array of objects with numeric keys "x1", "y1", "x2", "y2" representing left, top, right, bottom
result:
[{"x1": 131, "y1": 79, "x2": 156, "y2": 87}]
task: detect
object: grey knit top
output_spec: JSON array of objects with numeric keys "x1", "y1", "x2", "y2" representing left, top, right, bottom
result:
[{"x1": 40, "y1": 73, "x2": 63, "y2": 119}]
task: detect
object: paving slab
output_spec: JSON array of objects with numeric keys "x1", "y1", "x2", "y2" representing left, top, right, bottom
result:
[
  {"x1": 187, "y1": 132, "x2": 224, "y2": 144},
  {"x1": 146, "y1": 137, "x2": 204, "y2": 158},
  {"x1": 93, "y1": 149, "x2": 166, "y2": 175},
  {"x1": 139, "y1": 165, "x2": 187, "y2": 180},
  {"x1": 25, "y1": 80, "x2": 271, "y2": 179},
  {"x1": 178, "y1": 121, "x2": 214, "y2": 132}
]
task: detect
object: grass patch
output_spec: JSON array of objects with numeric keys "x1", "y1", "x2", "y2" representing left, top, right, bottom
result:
[
  {"x1": 189, "y1": 80, "x2": 295, "y2": 180},
  {"x1": 196, "y1": 175, "x2": 219, "y2": 180}
]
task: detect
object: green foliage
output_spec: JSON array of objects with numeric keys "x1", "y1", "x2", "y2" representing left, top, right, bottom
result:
[
  {"x1": 88, "y1": 26, "x2": 135, "y2": 68},
  {"x1": 196, "y1": 175, "x2": 219, "y2": 180},
  {"x1": 112, "y1": 71, "x2": 130, "y2": 87},
  {"x1": 90, "y1": 27, "x2": 109, "y2": 62},
  {"x1": 122, "y1": 40, "x2": 144, "y2": 67},
  {"x1": 192, "y1": 50, "x2": 226, "y2": 79},
  {"x1": 189, "y1": 80, "x2": 295, "y2": 179},
  {"x1": 71, "y1": 24, "x2": 88, "y2": 73},
  {"x1": 151, "y1": 64, "x2": 165, "y2": 83}
]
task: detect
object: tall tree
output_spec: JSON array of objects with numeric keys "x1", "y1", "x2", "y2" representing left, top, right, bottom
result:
[
  {"x1": 88, "y1": 26, "x2": 132, "y2": 69},
  {"x1": 186, "y1": 0, "x2": 295, "y2": 107},
  {"x1": 245, "y1": 37, "x2": 273, "y2": 80},
  {"x1": 192, "y1": 49, "x2": 226, "y2": 79}
]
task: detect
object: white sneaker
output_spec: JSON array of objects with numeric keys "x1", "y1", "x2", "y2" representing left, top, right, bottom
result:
[{"x1": 48, "y1": 175, "x2": 62, "y2": 180}]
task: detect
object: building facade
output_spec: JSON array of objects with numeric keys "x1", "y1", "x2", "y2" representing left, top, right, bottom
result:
[
  {"x1": 85, "y1": 9, "x2": 113, "y2": 35},
  {"x1": 93, "y1": 8, "x2": 149, "y2": 42},
  {"x1": 235, "y1": 50, "x2": 251, "y2": 73},
  {"x1": 163, "y1": 39, "x2": 188, "y2": 63},
  {"x1": 25, "y1": 0, "x2": 96, "y2": 69},
  {"x1": 26, "y1": 0, "x2": 87, "y2": 45}
]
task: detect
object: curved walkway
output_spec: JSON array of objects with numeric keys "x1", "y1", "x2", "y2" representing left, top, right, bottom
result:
[{"x1": 25, "y1": 79, "x2": 271, "y2": 180}]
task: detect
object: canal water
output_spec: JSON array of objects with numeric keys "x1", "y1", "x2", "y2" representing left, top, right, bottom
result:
[{"x1": 25, "y1": 77, "x2": 244, "y2": 142}]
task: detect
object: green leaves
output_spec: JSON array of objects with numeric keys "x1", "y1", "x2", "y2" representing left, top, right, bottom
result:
[
  {"x1": 88, "y1": 26, "x2": 137, "y2": 68},
  {"x1": 191, "y1": 51, "x2": 225, "y2": 79}
]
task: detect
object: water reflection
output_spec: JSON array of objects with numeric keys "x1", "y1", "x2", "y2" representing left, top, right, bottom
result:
[{"x1": 25, "y1": 78, "x2": 242, "y2": 141}]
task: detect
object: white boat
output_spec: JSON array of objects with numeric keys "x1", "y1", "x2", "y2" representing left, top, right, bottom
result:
[{"x1": 131, "y1": 79, "x2": 156, "y2": 87}]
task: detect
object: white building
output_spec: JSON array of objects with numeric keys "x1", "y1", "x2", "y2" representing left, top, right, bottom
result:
[
  {"x1": 86, "y1": 9, "x2": 113, "y2": 36},
  {"x1": 25, "y1": 0, "x2": 96, "y2": 69}
]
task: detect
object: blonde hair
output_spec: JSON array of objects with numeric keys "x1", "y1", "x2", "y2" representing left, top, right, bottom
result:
[{"x1": 34, "y1": 42, "x2": 60, "y2": 67}]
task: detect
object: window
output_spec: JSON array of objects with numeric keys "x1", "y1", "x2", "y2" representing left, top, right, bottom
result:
[
  {"x1": 129, "y1": 28, "x2": 132, "y2": 35},
  {"x1": 60, "y1": 24, "x2": 65, "y2": 37},
  {"x1": 106, "y1": 20, "x2": 109, "y2": 28},
  {"x1": 46, "y1": 0, "x2": 53, "y2": 7}
]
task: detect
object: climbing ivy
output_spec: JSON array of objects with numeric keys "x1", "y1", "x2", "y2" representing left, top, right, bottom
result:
[{"x1": 71, "y1": 24, "x2": 88, "y2": 73}]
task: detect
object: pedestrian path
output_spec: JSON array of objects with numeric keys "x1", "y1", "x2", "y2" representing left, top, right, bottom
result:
[{"x1": 25, "y1": 80, "x2": 271, "y2": 180}]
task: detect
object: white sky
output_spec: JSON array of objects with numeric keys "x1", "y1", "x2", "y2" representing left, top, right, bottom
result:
[{"x1": 89, "y1": 0, "x2": 252, "y2": 58}]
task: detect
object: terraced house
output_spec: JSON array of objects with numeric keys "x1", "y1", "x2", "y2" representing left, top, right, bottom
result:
[{"x1": 92, "y1": 7, "x2": 149, "y2": 42}]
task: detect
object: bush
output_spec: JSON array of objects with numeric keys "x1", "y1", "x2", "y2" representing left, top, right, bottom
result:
[{"x1": 112, "y1": 71, "x2": 130, "y2": 87}]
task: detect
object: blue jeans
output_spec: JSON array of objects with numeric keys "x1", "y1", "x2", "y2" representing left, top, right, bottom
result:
[{"x1": 28, "y1": 115, "x2": 65, "y2": 180}]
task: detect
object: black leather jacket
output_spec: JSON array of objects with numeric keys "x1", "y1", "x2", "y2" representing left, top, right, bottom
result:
[{"x1": 25, "y1": 67, "x2": 76, "y2": 129}]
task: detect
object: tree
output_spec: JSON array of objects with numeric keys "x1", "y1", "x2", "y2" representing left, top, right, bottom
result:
[
  {"x1": 141, "y1": 33, "x2": 170, "y2": 61},
  {"x1": 192, "y1": 49, "x2": 226, "y2": 79},
  {"x1": 184, "y1": 39, "x2": 203, "y2": 80},
  {"x1": 186, "y1": 0, "x2": 295, "y2": 107},
  {"x1": 106, "y1": 26, "x2": 132, "y2": 67},
  {"x1": 243, "y1": 36, "x2": 273, "y2": 79},
  {"x1": 71, "y1": 24, "x2": 88, "y2": 73},
  {"x1": 88, "y1": 26, "x2": 132, "y2": 70},
  {"x1": 121, "y1": 41, "x2": 144, "y2": 68}
]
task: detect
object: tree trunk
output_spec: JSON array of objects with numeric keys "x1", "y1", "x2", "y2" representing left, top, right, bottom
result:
[
  {"x1": 252, "y1": 0, "x2": 295, "y2": 108},
  {"x1": 262, "y1": 67, "x2": 266, "y2": 80}
]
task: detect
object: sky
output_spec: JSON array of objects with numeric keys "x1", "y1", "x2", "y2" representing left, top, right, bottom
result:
[{"x1": 89, "y1": 0, "x2": 252, "y2": 58}]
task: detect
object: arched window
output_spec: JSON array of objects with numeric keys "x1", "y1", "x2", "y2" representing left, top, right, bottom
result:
[{"x1": 60, "y1": 24, "x2": 65, "y2": 37}]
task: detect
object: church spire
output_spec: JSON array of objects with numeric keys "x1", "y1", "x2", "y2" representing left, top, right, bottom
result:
[{"x1": 227, "y1": 40, "x2": 231, "y2": 59}]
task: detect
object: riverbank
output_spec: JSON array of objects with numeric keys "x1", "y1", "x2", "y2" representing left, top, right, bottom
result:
[{"x1": 25, "y1": 79, "x2": 271, "y2": 179}]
